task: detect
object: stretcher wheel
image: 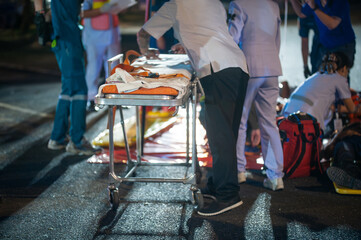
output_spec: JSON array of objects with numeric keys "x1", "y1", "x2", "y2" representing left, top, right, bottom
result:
[
  {"x1": 190, "y1": 185, "x2": 204, "y2": 210},
  {"x1": 108, "y1": 187, "x2": 120, "y2": 210}
]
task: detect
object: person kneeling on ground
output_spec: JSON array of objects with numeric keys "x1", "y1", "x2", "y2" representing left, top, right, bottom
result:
[{"x1": 283, "y1": 51, "x2": 361, "y2": 132}]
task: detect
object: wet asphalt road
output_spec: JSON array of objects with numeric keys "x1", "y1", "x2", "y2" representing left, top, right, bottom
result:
[{"x1": 1, "y1": 21, "x2": 361, "y2": 239}]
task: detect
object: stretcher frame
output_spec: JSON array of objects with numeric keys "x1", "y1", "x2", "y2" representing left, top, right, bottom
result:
[{"x1": 95, "y1": 54, "x2": 203, "y2": 209}]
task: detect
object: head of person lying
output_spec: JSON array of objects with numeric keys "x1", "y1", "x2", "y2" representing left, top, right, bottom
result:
[{"x1": 319, "y1": 51, "x2": 351, "y2": 78}]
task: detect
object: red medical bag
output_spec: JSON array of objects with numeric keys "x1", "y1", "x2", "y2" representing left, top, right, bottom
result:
[{"x1": 278, "y1": 112, "x2": 323, "y2": 178}]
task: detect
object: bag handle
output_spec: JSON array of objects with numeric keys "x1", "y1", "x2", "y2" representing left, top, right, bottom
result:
[{"x1": 123, "y1": 50, "x2": 141, "y2": 65}]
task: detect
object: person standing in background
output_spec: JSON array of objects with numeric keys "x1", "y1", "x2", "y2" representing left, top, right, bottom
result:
[
  {"x1": 34, "y1": 0, "x2": 100, "y2": 155},
  {"x1": 228, "y1": 0, "x2": 284, "y2": 191},
  {"x1": 290, "y1": 0, "x2": 356, "y2": 84},
  {"x1": 290, "y1": 0, "x2": 323, "y2": 78},
  {"x1": 81, "y1": 0, "x2": 122, "y2": 112}
]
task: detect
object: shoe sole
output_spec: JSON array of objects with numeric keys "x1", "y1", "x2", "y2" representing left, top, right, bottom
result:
[
  {"x1": 48, "y1": 145, "x2": 66, "y2": 150},
  {"x1": 197, "y1": 200, "x2": 243, "y2": 217},
  {"x1": 66, "y1": 149, "x2": 95, "y2": 156},
  {"x1": 327, "y1": 167, "x2": 361, "y2": 189}
]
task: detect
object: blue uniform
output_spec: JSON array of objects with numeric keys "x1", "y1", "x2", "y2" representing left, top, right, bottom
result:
[
  {"x1": 302, "y1": 0, "x2": 356, "y2": 67},
  {"x1": 50, "y1": 0, "x2": 87, "y2": 145}
]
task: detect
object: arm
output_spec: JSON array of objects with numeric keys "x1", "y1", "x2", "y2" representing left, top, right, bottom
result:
[
  {"x1": 82, "y1": 9, "x2": 103, "y2": 18},
  {"x1": 228, "y1": 1, "x2": 244, "y2": 45},
  {"x1": 305, "y1": 0, "x2": 341, "y2": 30},
  {"x1": 137, "y1": 28, "x2": 151, "y2": 56},
  {"x1": 290, "y1": 0, "x2": 307, "y2": 18},
  {"x1": 34, "y1": 0, "x2": 43, "y2": 12},
  {"x1": 343, "y1": 98, "x2": 361, "y2": 115},
  {"x1": 137, "y1": 28, "x2": 160, "y2": 59}
]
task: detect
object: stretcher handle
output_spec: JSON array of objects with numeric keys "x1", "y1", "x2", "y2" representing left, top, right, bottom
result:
[
  {"x1": 194, "y1": 77, "x2": 205, "y2": 97},
  {"x1": 107, "y1": 54, "x2": 124, "y2": 78}
]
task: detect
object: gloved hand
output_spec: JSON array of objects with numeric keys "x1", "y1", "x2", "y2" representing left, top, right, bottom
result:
[
  {"x1": 34, "y1": 12, "x2": 52, "y2": 46},
  {"x1": 170, "y1": 43, "x2": 186, "y2": 54},
  {"x1": 303, "y1": 65, "x2": 311, "y2": 78},
  {"x1": 34, "y1": 12, "x2": 46, "y2": 44}
]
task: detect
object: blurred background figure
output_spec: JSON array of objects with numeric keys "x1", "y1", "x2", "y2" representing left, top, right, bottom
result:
[
  {"x1": 290, "y1": 0, "x2": 323, "y2": 78},
  {"x1": 82, "y1": 0, "x2": 122, "y2": 112},
  {"x1": 291, "y1": 0, "x2": 356, "y2": 84},
  {"x1": 33, "y1": 0, "x2": 101, "y2": 155}
]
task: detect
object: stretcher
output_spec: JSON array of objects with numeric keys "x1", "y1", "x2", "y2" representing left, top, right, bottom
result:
[{"x1": 95, "y1": 53, "x2": 204, "y2": 209}]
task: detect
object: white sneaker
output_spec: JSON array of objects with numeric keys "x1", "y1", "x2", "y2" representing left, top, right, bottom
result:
[
  {"x1": 263, "y1": 177, "x2": 284, "y2": 191},
  {"x1": 47, "y1": 139, "x2": 67, "y2": 150},
  {"x1": 66, "y1": 138, "x2": 102, "y2": 156},
  {"x1": 238, "y1": 172, "x2": 246, "y2": 183}
]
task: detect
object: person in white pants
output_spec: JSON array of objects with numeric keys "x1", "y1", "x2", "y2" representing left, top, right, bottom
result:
[
  {"x1": 228, "y1": 0, "x2": 284, "y2": 190},
  {"x1": 82, "y1": 0, "x2": 121, "y2": 111}
]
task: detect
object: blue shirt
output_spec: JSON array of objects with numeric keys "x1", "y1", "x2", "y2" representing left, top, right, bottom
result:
[
  {"x1": 302, "y1": 0, "x2": 355, "y2": 49},
  {"x1": 51, "y1": 0, "x2": 82, "y2": 44}
]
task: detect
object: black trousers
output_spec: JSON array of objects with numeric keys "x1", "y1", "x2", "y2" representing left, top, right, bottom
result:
[
  {"x1": 334, "y1": 135, "x2": 361, "y2": 179},
  {"x1": 200, "y1": 67, "x2": 249, "y2": 201}
]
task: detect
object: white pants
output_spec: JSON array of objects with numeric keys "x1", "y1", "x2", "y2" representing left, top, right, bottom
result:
[
  {"x1": 236, "y1": 76, "x2": 284, "y2": 179},
  {"x1": 85, "y1": 41, "x2": 121, "y2": 101}
]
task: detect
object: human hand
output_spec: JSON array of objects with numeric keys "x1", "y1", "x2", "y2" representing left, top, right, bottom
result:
[
  {"x1": 34, "y1": 11, "x2": 52, "y2": 46},
  {"x1": 170, "y1": 43, "x2": 186, "y2": 54},
  {"x1": 251, "y1": 129, "x2": 261, "y2": 147},
  {"x1": 34, "y1": 11, "x2": 45, "y2": 39},
  {"x1": 303, "y1": 65, "x2": 311, "y2": 78},
  {"x1": 305, "y1": 0, "x2": 315, "y2": 9}
]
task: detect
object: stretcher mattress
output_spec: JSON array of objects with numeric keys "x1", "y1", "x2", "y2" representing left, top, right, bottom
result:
[{"x1": 98, "y1": 54, "x2": 193, "y2": 98}]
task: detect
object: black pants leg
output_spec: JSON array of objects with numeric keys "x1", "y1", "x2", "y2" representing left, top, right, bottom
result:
[{"x1": 200, "y1": 67, "x2": 249, "y2": 201}]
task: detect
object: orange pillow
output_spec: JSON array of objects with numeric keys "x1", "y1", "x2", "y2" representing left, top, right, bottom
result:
[{"x1": 102, "y1": 85, "x2": 179, "y2": 96}]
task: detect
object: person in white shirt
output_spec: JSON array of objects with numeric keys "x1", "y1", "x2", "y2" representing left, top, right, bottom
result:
[
  {"x1": 228, "y1": 0, "x2": 284, "y2": 191},
  {"x1": 137, "y1": 0, "x2": 249, "y2": 216},
  {"x1": 283, "y1": 51, "x2": 360, "y2": 130}
]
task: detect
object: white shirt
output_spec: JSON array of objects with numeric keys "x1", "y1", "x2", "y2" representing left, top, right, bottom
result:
[
  {"x1": 143, "y1": 0, "x2": 248, "y2": 78},
  {"x1": 283, "y1": 72, "x2": 351, "y2": 130},
  {"x1": 228, "y1": 0, "x2": 282, "y2": 77}
]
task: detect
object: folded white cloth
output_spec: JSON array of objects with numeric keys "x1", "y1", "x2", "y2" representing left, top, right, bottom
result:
[
  {"x1": 108, "y1": 0, "x2": 137, "y2": 15},
  {"x1": 97, "y1": 54, "x2": 193, "y2": 98}
]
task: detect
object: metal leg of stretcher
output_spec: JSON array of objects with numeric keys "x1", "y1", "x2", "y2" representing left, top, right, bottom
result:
[
  {"x1": 118, "y1": 106, "x2": 133, "y2": 170},
  {"x1": 102, "y1": 82, "x2": 203, "y2": 209},
  {"x1": 107, "y1": 106, "x2": 119, "y2": 209}
]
